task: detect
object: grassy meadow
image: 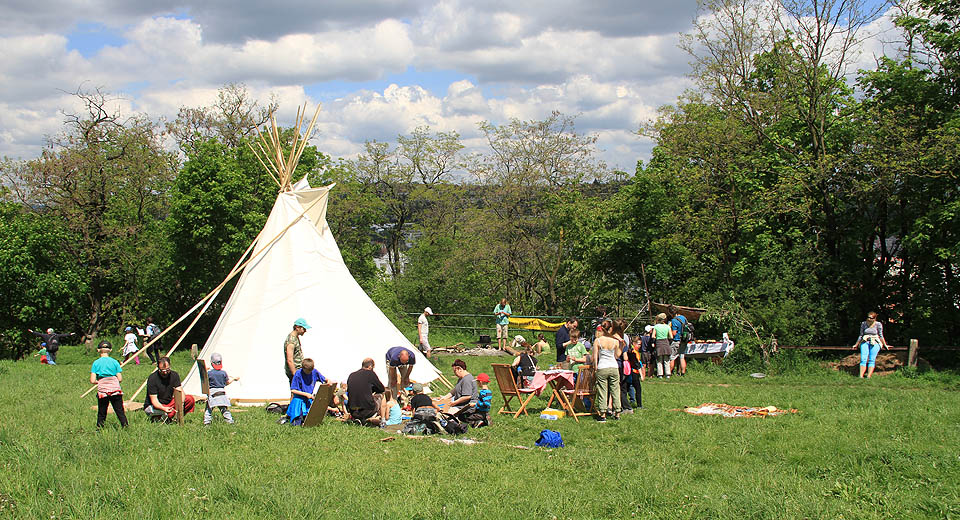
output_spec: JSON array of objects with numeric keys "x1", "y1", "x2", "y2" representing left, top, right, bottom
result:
[{"x1": 0, "y1": 335, "x2": 958, "y2": 519}]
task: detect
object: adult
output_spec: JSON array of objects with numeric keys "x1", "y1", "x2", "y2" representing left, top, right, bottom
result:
[
  {"x1": 417, "y1": 307, "x2": 433, "y2": 359},
  {"x1": 442, "y1": 359, "x2": 478, "y2": 418},
  {"x1": 141, "y1": 317, "x2": 162, "y2": 365},
  {"x1": 511, "y1": 344, "x2": 538, "y2": 387},
  {"x1": 144, "y1": 357, "x2": 195, "y2": 422},
  {"x1": 640, "y1": 325, "x2": 655, "y2": 378},
  {"x1": 27, "y1": 327, "x2": 75, "y2": 365},
  {"x1": 284, "y1": 318, "x2": 311, "y2": 383},
  {"x1": 669, "y1": 308, "x2": 690, "y2": 376},
  {"x1": 533, "y1": 333, "x2": 550, "y2": 356},
  {"x1": 506, "y1": 334, "x2": 527, "y2": 356},
  {"x1": 554, "y1": 317, "x2": 579, "y2": 364},
  {"x1": 855, "y1": 311, "x2": 889, "y2": 378},
  {"x1": 612, "y1": 319, "x2": 633, "y2": 414},
  {"x1": 493, "y1": 298, "x2": 512, "y2": 350},
  {"x1": 592, "y1": 320, "x2": 623, "y2": 421},
  {"x1": 346, "y1": 358, "x2": 386, "y2": 425},
  {"x1": 652, "y1": 313, "x2": 674, "y2": 379},
  {"x1": 385, "y1": 345, "x2": 416, "y2": 397}
]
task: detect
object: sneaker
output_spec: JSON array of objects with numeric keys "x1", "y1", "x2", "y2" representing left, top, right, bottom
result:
[
  {"x1": 609, "y1": 413, "x2": 620, "y2": 420},
  {"x1": 666, "y1": 375, "x2": 671, "y2": 379},
  {"x1": 621, "y1": 408, "x2": 634, "y2": 415},
  {"x1": 276, "y1": 416, "x2": 289, "y2": 425},
  {"x1": 594, "y1": 414, "x2": 606, "y2": 422}
]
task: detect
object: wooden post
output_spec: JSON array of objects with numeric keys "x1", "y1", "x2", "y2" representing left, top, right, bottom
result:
[
  {"x1": 908, "y1": 339, "x2": 918, "y2": 368},
  {"x1": 174, "y1": 388, "x2": 184, "y2": 425},
  {"x1": 191, "y1": 343, "x2": 198, "y2": 360}
]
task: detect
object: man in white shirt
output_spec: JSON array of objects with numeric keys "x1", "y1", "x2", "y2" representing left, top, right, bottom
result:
[{"x1": 417, "y1": 307, "x2": 433, "y2": 359}]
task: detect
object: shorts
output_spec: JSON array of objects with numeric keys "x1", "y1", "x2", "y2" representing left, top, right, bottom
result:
[
  {"x1": 418, "y1": 339, "x2": 431, "y2": 353},
  {"x1": 496, "y1": 324, "x2": 509, "y2": 339},
  {"x1": 669, "y1": 341, "x2": 681, "y2": 361}
]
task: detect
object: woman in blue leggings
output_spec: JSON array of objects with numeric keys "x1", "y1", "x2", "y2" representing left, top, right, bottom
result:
[{"x1": 855, "y1": 311, "x2": 889, "y2": 378}]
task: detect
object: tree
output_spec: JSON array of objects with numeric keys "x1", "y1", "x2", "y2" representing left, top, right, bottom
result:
[
  {"x1": 1, "y1": 89, "x2": 176, "y2": 337},
  {"x1": 166, "y1": 83, "x2": 278, "y2": 152}
]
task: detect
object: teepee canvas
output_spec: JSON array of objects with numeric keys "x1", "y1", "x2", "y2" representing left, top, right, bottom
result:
[{"x1": 181, "y1": 105, "x2": 440, "y2": 401}]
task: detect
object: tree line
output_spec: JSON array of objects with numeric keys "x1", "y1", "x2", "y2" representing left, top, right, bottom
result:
[{"x1": 1, "y1": 0, "x2": 956, "y2": 360}]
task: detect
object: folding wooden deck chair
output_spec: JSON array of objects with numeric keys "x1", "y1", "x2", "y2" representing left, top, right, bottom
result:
[
  {"x1": 563, "y1": 365, "x2": 596, "y2": 418},
  {"x1": 492, "y1": 363, "x2": 536, "y2": 418}
]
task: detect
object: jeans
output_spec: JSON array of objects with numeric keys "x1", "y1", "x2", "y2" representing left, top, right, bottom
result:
[
  {"x1": 619, "y1": 372, "x2": 633, "y2": 410},
  {"x1": 859, "y1": 342, "x2": 881, "y2": 367},
  {"x1": 47, "y1": 350, "x2": 58, "y2": 364},
  {"x1": 97, "y1": 394, "x2": 128, "y2": 428},
  {"x1": 594, "y1": 367, "x2": 621, "y2": 415}
]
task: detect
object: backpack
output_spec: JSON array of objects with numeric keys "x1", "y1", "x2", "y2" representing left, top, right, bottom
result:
[
  {"x1": 432, "y1": 412, "x2": 468, "y2": 435},
  {"x1": 673, "y1": 316, "x2": 695, "y2": 342},
  {"x1": 535, "y1": 429, "x2": 564, "y2": 448}
]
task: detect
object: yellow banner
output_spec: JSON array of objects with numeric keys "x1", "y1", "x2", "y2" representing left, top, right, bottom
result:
[{"x1": 508, "y1": 317, "x2": 564, "y2": 332}]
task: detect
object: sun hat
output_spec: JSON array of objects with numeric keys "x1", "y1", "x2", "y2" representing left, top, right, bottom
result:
[
  {"x1": 476, "y1": 373, "x2": 490, "y2": 383},
  {"x1": 294, "y1": 317, "x2": 311, "y2": 329}
]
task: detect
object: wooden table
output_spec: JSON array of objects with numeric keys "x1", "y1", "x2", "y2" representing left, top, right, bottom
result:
[{"x1": 533, "y1": 370, "x2": 578, "y2": 420}]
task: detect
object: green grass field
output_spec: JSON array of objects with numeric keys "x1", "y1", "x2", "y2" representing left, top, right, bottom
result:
[{"x1": 1, "y1": 340, "x2": 958, "y2": 519}]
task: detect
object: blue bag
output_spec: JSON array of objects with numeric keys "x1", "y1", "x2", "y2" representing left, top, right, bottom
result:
[{"x1": 535, "y1": 429, "x2": 564, "y2": 448}]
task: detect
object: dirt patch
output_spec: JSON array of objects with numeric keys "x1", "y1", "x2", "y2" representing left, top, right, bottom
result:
[{"x1": 828, "y1": 351, "x2": 930, "y2": 376}]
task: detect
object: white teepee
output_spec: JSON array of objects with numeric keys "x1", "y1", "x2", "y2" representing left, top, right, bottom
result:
[{"x1": 181, "y1": 105, "x2": 440, "y2": 401}]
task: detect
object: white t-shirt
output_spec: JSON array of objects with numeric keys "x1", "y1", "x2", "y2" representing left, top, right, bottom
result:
[
  {"x1": 123, "y1": 333, "x2": 138, "y2": 355},
  {"x1": 417, "y1": 314, "x2": 429, "y2": 340}
]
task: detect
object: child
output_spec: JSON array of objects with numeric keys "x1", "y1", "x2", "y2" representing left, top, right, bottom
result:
[
  {"x1": 382, "y1": 389, "x2": 402, "y2": 426},
  {"x1": 122, "y1": 326, "x2": 140, "y2": 365},
  {"x1": 90, "y1": 340, "x2": 128, "y2": 429},
  {"x1": 475, "y1": 373, "x2": 493, "y2": 427},
  {"x1": 204, "y1": 353, "x2": 239, "y2": 425},
  {"x1": 34, "y1": 342, "x2": 51, "y2": 365},
  {"x1": 511, "y1": 346, "x2": 538, "y2": 387},
  {"x1": 627, "y1": 335, "x2": 646, "y2": 408},
  {"x1": 285, "y1": 358, "x2": 328, "y2": 426}
]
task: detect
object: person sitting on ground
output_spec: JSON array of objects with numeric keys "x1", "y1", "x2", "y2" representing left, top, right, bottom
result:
[
  {"x1": 144, "y1": 357, "x2": 195, "y2": 422},
  {"x1": 34, "y1": 342, "x2": 51, "y2": 365},
  {"x1": 409, "y1": 383, "x2": 436, "y2": 412},
  {"x1": 475, "y1": 373, "x2": 493, "y2": 427},
  {"x1": 331, "y1": 382, "x2": 348, "y2": 418},
  {"x1": 122, "y1": 326, "x2": 140, "y2": 365},
  {"x1": 532, "y1": 333, "x2": 549, "y2": 356},
  {"x1": 385, "y1": 345, "x2": 416, "y2": 397},
  {"x1": 285, "y1": 358, "x2": 329, "y2": 426},
  {"x1": 90, "y1": 340, "x2": 128, "y2": 429},
  {"x1": 204, "y1": 353, "x2": 239, "y2": 425},
  {"x1": 347, "y1": 358, "x2": 386, "y2": 426},
  {"x1": 855, "y1": 311, "x2": 889, "y2": 379},
  {"x1": 506, "y1": 334, "x2": 528, "y2": 356},
  {"x1": 440, "y1": 359, "x2": 478, "y2": 419},
  {"x1": 565, "y1": 329, "x2": 590, "y2": 374},
  {"x1": 511, "y1": 345, "x2": 538, "y2": 387},
  {"x1": 382, "y1": 389, "x2": 403, "y2": 426}
]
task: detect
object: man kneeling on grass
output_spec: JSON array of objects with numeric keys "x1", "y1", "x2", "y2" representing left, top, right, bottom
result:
[
  {"x1": 144, "y1": 357, "x2": 195, "y2": 423},
  {"x1": 347, "y1": 357, "x2": 385, "y2": 426}
]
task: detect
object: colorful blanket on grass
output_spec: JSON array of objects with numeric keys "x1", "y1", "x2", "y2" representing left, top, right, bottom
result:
[{"x1": 683, "y1": 403, "x2": 798, "y2": 418}]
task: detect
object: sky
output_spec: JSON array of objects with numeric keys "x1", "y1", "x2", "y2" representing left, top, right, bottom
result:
[{"x1": 0, "y1": 0, "x2": 901, "y2": 171}]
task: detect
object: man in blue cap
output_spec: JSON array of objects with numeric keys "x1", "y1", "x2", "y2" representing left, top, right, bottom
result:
[{"x1": 284, "y1": 318, "x2": 311, "y2": 383}]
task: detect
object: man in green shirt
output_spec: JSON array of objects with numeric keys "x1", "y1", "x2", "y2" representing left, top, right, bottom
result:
[{"x1": 284, "y1": 318, "x2": 311, "y2": 382}]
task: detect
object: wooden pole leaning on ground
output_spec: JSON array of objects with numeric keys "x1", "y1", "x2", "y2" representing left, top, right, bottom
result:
[
  {"x1": 81, "y1": 192, "x2": 328, "y2": 398},
  {"x1": 908, "y1": 339, "x2": 919, "y2": 368}
]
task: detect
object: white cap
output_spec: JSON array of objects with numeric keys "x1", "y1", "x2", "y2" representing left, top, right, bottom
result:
[
  {"x1": 644, "y1": 325, "x2": 654, "y2": 333},
  {"x1": 424, "y1": 307, "x2": 433, "y2": 315},
  {"x1": 514, "y1": 335, "x2": 525, "y2": 343}
]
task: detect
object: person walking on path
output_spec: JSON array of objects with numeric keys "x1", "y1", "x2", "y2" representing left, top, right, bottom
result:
[
  {"x1": 592, "y1": 320, "x2": 623, "y2": 421},
  {"x1": 284, "y1": 318, "x2": 311, "y2": 383},
  {"x1": 90, "y1": 340, "x2": 128, "y2": 429},
  {"x1": 28, "y1": 327, "x2": 75, "y2": 365},
  {"x1": 141, "y1": 317, "x2": 162, "y2": 365},
  {"x1": 122, "y1": 327, "x2": 140, "y2": 365},
  {"x1": 854, "y1": 311, "x2": 889, "y2": 378},
  {"x1": 493, "y1": 298, "x2": 512, "y2": 351},
  {"x1": 417, "y1": 307, "x2": 433, "y2": 359}
]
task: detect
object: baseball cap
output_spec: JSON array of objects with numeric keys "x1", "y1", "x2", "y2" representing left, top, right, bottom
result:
[
  {"x1": 97, "y1": 340, "x2": 112, "y2": 350},
  {"x1": 211, "y1": 353, "x2": 223, "y2": 368},
  {"x1": 125, "y1": 326, "x2": 133, "y2": 332},
  {"x1": 514, "y1": 335, "x2": 525, "y2": 343},
  {"x1": 412, "y1": 383, "x2": 424, "y2": 393},
  {"x1": 645, "y1": 325, "x2": 654, "y2": 333},
  {"x1": 476, "y1": 373, "x2": 490, "y2": 383},
  {"x1": 424, "y1": 307, "x2": 433, "y2": 315},
  {"x1": 294, "y1": 317, "x2": 311, "y2": 329}
]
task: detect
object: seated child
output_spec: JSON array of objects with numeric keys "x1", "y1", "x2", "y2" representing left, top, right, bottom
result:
[
  {"x1": 382, "y1": 389, "x2": 402, "y2": 426},
  {"x1": 409, "y1": 383, "x2": 435, "y2": 411},
  {"x1": 285, "y1": 358, "x2": 328, "y2": 426},
  {"x1": 204, "y1": 353, "x2": 239, "y2": 425}
]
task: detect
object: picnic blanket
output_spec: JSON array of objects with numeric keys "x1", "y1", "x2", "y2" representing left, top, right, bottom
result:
[{"x1": 683, "y1": 403, "x2": 798, "y2": 418}]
